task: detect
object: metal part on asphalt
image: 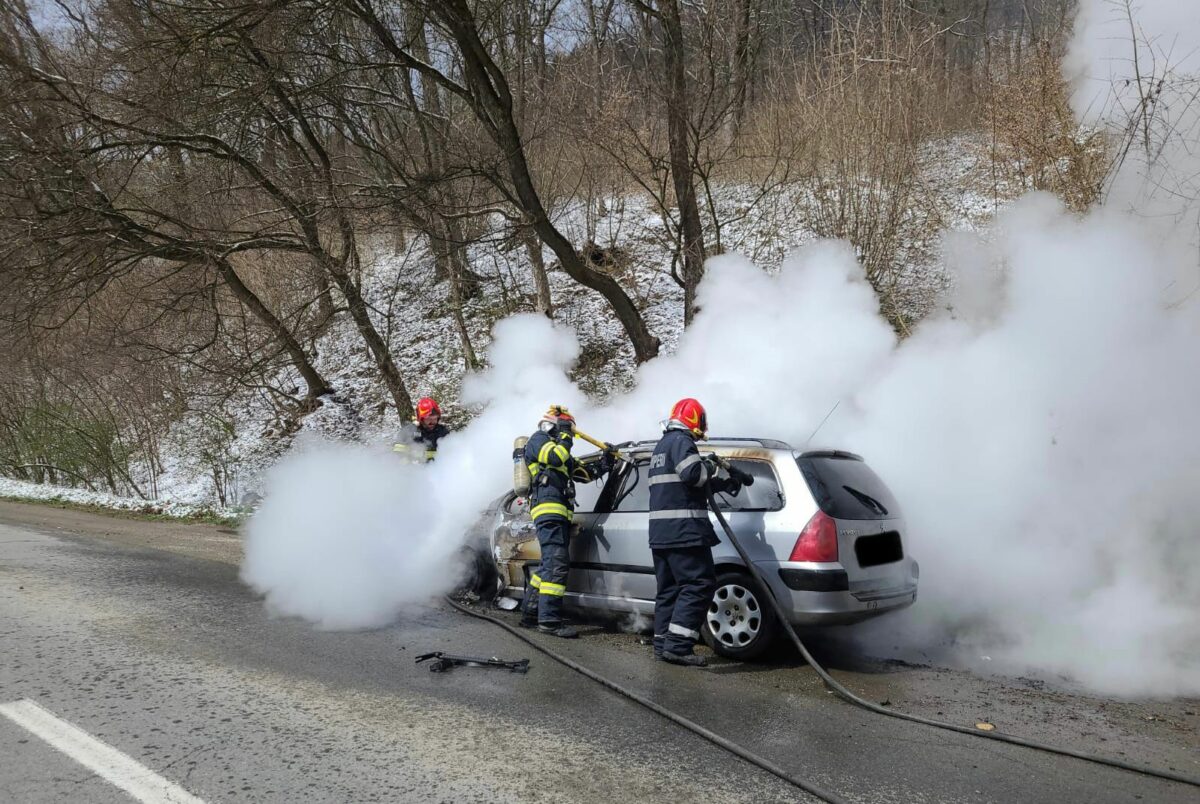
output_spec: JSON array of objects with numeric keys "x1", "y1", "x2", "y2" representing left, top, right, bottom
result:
[{"x1": 415, "y1": 652, "x2": 530, "y2": 674}]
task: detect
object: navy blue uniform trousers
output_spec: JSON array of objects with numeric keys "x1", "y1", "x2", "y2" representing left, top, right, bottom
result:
[
  {"x1": 522, "y1": 517, "x2": 570, "y2": 625},
  {"x1": 652, "y1": 545, "x2": 716, "y2": 655}
]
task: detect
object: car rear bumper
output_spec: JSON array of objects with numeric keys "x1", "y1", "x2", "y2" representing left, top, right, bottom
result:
[{"x1": 757, "y1": 560, "x2": 918, "y2": 626}]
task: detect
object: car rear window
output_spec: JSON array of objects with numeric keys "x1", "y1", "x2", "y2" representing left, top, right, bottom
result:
[
  {"x1": 712, "y1": 459, "x2": 784, "y2": 512},
  {"x1": 795, "y1": 455, "x2": 899, "y2": 521}
]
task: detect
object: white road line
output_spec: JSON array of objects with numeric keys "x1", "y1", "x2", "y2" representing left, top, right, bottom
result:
[{"x1": 0, "y1": 699, "x2": 205, "y2": 804}]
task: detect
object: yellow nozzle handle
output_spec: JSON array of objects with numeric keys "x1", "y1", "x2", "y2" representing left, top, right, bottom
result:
[
  {"x1": 573, "y1": 428, "x2": 629, "y2": 463},
  {"x1": 572, "y1": 428, "x2": 608, "y2": 451}
]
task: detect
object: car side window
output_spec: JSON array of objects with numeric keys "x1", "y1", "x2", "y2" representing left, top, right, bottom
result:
[
  {"x1": 611, "y1": 460, "x2": 651, "y2": 512},
  {"x1": 713, "y1": 460, "x2": 784, "y2": 512},
  {"x1": 574, "y1": 475, "x2": 607, "y2": 514}
]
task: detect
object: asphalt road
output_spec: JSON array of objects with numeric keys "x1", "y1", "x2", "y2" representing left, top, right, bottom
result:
[{"x1": 1, "y1": 500, "x2": 1196, "y2": 803}]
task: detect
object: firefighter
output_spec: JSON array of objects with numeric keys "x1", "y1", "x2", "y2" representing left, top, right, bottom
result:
[
  {"x1": 393, "y1": 397, "x2": 450, "y2": 461},
  {"x1": 519, "y1": 405, "x2": 614, "y2": 637},
  {"x1": 648, "y1": 398, "x2": 743, "y2": 667}
]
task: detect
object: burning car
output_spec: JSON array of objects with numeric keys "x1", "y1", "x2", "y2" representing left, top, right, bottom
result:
[{"x1": 479, "y1": 438, "x2": 918, "y2": 660}]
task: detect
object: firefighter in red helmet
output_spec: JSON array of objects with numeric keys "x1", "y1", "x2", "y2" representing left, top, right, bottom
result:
[
  {"x1": 648, "y1": 398, "x2": 745, "y2": 666},
  {"x1": 394, "y1": 397, "x2": 451, "y2": 461}
]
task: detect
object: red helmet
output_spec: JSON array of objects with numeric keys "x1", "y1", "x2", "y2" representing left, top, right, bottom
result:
[
  {"x1": 415, "y1": 397, "x2": 441, "y2": 426},
  {"x1": 669, "y1": 398, "x2": 707, "y2": 439}
]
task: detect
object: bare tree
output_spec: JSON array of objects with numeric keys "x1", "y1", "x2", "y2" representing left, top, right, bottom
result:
[
  {"x1": 0, "y1": 3, "x2": 338, "y2": 401},
  {"x1": 653, "y1": 0, "x2": 708, "y2": 324},
  {"x1": 13, "y1": 1, "x2": 416, "y2": 416},
  {"x1": 350, "y1": 0, "x2": 661, "y2": 363}
]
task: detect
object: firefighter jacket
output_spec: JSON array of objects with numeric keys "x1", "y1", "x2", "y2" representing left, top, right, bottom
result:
[
  {"x1": 394, "y1": 421, "x2": 450, "y2": 461},
  {"x1": 648, "y1": 428, "x2": 738, "y2": 549},
  {"x1": 524, "y1": 427, "x2": 606, "y2": 523}
]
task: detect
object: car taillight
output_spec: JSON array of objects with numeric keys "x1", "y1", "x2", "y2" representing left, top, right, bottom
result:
[{"x1": 790, "y1": 510, "x2": 839, "y2": 562}]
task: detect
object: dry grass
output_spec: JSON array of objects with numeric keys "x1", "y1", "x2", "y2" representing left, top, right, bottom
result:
[{"x1": 985, "y1": 45, "x2": 1109, "y2": 212}]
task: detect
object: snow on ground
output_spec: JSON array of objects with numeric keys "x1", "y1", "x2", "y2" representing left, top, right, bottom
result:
[
  {"x1": 2, "y1": 135, "x2": 1016, "y2": 510},
  {"x1": 0, "y1": 475, "x2": 234, "y2": 520}
]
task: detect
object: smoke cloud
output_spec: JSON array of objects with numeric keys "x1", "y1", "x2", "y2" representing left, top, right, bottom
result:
[
  {"x1": 240, "y1": 314, "x2": 584, "y2": 630},
  {"x1": 241, "y1": 0, "x2": 1200, "y2": 694},
  {"x1": 837, "y1": 195, "x2": 1200, "y2": 696}
]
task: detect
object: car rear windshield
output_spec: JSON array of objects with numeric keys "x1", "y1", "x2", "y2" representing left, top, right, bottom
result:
[
  {"x1": 795, "y1": 455, "x2": 900, "y2": 521},
  {"x1": 712, "y1": 459, "x2": 784, "y2": 512}
]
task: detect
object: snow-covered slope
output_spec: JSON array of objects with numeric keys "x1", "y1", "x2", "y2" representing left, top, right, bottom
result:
[{"x1": 5, "y1": 137, "x2": 1010, "y2": 511}]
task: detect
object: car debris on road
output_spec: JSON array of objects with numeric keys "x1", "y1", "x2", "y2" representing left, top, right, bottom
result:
[{"x1": 415, "y1": 651, "x2": 530, "y2": 674}]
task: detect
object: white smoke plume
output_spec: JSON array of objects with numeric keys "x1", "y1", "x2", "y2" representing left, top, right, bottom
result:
[
  {"x1": 240, "y1": 443, "x2": 444, "y2": 629},
  {"x1": 584, "y1": 195, "x2": 1199, "y2": 695},
  {"x1": 241, "y1": 0, "x2": 1200, "y2": 695},
  {"x1": 838, "y1": 195, "x2": 1200, "y2": 696},
  {"x1": 240, "y1": 314, "x2": 583, "y2": 629}
]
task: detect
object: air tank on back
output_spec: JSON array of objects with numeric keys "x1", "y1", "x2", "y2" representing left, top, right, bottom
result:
[{"x1": 512, "y1": 436, "x2": 530, "y2": 495}]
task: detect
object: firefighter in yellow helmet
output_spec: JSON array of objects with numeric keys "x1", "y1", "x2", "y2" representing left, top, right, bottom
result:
[{"x1": 519, "y1": 405, "x2": 614, "y2": 637}]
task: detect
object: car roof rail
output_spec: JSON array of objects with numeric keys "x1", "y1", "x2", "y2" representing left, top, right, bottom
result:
[
  {"x1": 702, "y1": 437, "x2": 793, "y2": 449},
  {"x1": 627, "y1": 437, "x2": 793, "y2": 450},
  {"x1": 797, "y1": 449, "x2": 864, "y2": 461}
]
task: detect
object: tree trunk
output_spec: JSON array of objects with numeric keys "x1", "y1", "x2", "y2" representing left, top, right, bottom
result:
[
  {"x1": 522, "y1": 227, "x2": 553, "y2": 317},
  {"x1": 428, "y1": 226, "x2": 480, "y2": 370},
  {"x1": 324, "y1": 257, "x2": 414, "y2": 418},
  {"x1": 431, "y1": 1, "x2": 661, "y2": 362},
  {"x1": 661, "y1": 0, "x2": 707, "y2": 325},
  {"x1": 403, "y1": 8, "x2": 479, "y2": 368},
  {"x1": 980, "y1": 0, "x2": 992, "y2": 81},
  {"x1": 448, "y1": 246, "x2": 480, "y2": 370},
  {"x1": 217, "y1": 257, "x2": 334, "y2": 399},
  {"x1": 730, "y1": 0, "x2": 754, "y2": 134},
  {"x1": 534, "y1": 0, "x2": 551, "y2": 93},
  {"x1": 584, "y1": 0, "x2": 616, "y2": 106},
  {"x1": 309, "y1": 259, "x2": 336, "y2": 334}
]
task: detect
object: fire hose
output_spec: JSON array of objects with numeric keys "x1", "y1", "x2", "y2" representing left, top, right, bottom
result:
[
  {"x1": 702, "y1": 489, "x2": 1200, "y2": 791},
  {"x1": 450, "y1": 444, "x2": 1200, "y2": 801},
  {"x1": 444, "y1": 595, "x2": 846, "y2": 803}
]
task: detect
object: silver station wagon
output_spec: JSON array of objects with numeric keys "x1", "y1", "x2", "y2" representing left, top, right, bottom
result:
[{"x1": 484, "y1": 438, "x2": 919, "y2": 659}]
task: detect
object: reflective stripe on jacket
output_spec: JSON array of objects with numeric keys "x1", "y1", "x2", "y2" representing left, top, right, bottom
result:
[
  {"x1": 393, "y1": 422, "x2": 450, "y2": 461},
  {"x1": 524, "y1": 428, "x2": 608, "y2": 523},
  {"x1": 648, "y1": 428, "x2": 719, "y2": 549}
]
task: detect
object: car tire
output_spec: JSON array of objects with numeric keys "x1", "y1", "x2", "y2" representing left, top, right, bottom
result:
[
  {"x1": 451, "y1": 545, "x2": 498, "y2": 600},
  {"x1": 702, "y1": 570, "x2": 778, "y2": 660}
]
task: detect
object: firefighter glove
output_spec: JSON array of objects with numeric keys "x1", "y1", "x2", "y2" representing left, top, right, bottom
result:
[{"x1": 728, "y1": 464, "x2": 755, "y2": 487}]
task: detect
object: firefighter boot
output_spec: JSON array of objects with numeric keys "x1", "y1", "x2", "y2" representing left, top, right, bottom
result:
[
  {"x1": 537, "y1": 623, "x2": 579, "y2": 639},
  {"x1": 661, "y1": 651, "x2": 707, "y2": 667}
]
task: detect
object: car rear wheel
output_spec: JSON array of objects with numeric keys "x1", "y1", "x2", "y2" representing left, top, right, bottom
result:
[{"x1": 703, "y1": 570, "x2": 778, "y2": 660}]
